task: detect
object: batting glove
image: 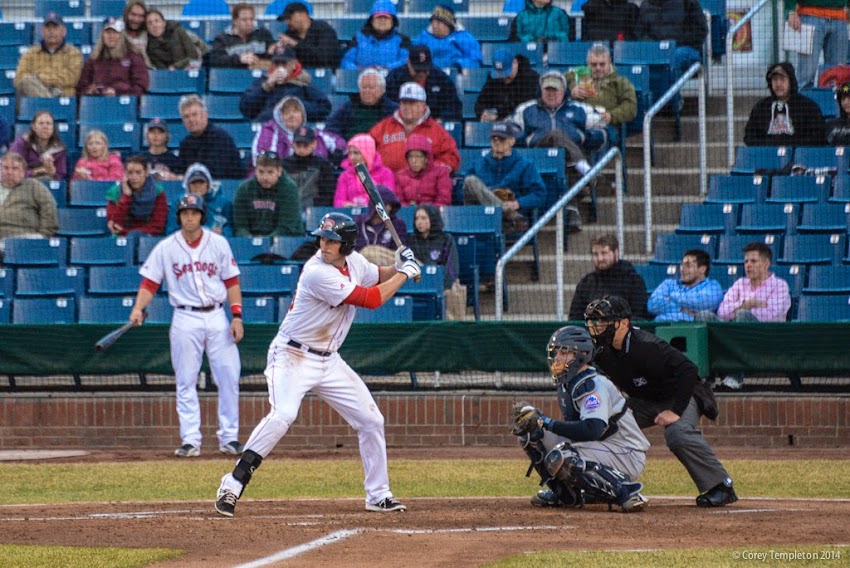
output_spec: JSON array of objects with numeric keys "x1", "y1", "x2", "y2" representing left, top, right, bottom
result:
[
  {"x1": 399, "y1": 259, "x2": 421, "y2": 280},
  {"x1": 394, "y1": 246, "x2": 417, "y2": 271}
]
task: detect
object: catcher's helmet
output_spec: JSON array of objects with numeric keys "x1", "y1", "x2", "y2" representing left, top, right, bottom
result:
[
  {"x1": 547, "y1": 326, "x2": 595, "y2": 383},
  {"x1": 583, "y1": 296, "x2": 632, "y2": 346},
  {"x1": 311, "y1": 212, "x2": 357, "y2": 255},
  {"x1": 176, "y1": 193, "x2": 206, "y2": 225}
]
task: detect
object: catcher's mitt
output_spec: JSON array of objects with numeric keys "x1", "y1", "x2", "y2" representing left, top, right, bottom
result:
[
  {"x1": 511, "y1": 401, "x2": 542, "y2": 436},
  {"x1": 492, "y1": 188, "x2": 516, "y2": 202}
]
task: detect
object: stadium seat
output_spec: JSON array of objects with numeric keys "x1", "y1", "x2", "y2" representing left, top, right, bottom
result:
[
  {"x1": 228, "y1": 236, "x2": 272, "y2": 264},
  {"x1": 240, "y1": 264, "x2": 301, "y2": 295},
  {"x1": 730, "y1": 146, "x2": 793, "y2": 175},
  {"x1": 705, "y1": 174, "x2": 766, "y2": 204},
  {"x1": 650, "y1": 233, "x2": 717, "y2": 264},
  {"x1": 613, "y1": 41, "x2": 679, "y2": 131},
  {"x1": 181, "y1": 0, "x2": 231, "y2": 17},
  {"x1": 15, "y1": 267, "x2": 85, "y2": 297},
  {"x1": 461, "y1": 16, "x2": 511, "y2": 42},
  {"x1": 736, "y1": 203, "x2": 798, "y2": 235},
  {"x1": 481, "y1": 42, "x2": 543, "y2": 68},
  {"x1": 463, "y1": 121, "x2": 492, "y2": 148},
  {"x1": 307, "y1": 68, "x2": 335, "y2": 93},
  {"x1": 88, "y1": 266, "x2": 141, "y2": 295},
  {"x1": 0, "y1": 23, "x2": 34, "y2": 47},
  {"x1": 452, "y1": 235, "x2": 480, "y2": 320},
  {"x1": 715, "y1": 233, "x2": 781, "y2": 265},
  {"x1": 136, "y1": 236, "x2": 163, "y2": 264},
  {"x1": 45, "y1": 180, "x2": 67, "y2": 209},
  {"x1": 208, "y1": 68, "x2": 263, "y2": 94},
  {"x1": 792, "y1": 146, "x2": 850, "y2": 173},
  {"x1": 399, "y1": 265, "x2": 445, "y2": 320},
  {"x1": 767, "y1": 175, "x2": 831, "y2": 204},
  {"x1": 0, "y1": 47, "x2": 26, "y2": 71},
  {"x1": 12, "y1": 297, "x2": 76, "y2": 324},
  {"x1": 708, "y1": 263, "x2": 740, "y2": 291},
  {"x1": 64, "y1": 21, "x2": 93, "y2": 46},
  {"x1": 13, "y1": 121, "x2": 75, "y2": 149},
  {"x1": 803, "y1": 265, "x2": 850, "y2": 294},
  {"x1": 0, "y1": 267, "x2": 13, "y2": 298},
  {"x1": 0, "y1": 70, "x2": 15, "y2": 96},
  {"x1": 78, "y1": 123, "x2": 140, "y2": 152},
  {"x1": 69, "y1": 180, "x2": 114, "y2": 208},
  {"x1": 547, "y1": 41, "x2": 598, "y2": 67},
  {"x1": 0, "y1": 96, "x2": 14, "y2": 127},
  {"x1": 615, "y1": 64, "x2": 652, "y2": 137},
  {"x1": 56, "y1": 207, "x2": 109, "y2": 237},
  {"x1": 440, "y1": 205, "x2": 503, "y2": 282},
  {"x1": 797, "y1": 203, "x2": 850, "y2": 233},
  {"x1": 458, "y1": 148, "x2": 490, "y2": 175},
  {"x1": 442, "y1": 120, "x2": 463, "y2": 149},
  {"x1": 90, "y1": 0, "x2": 126, "y2": 17},
  {"x1": 19, "y1": 96, "x2": 77, "y2": 123},
  {"x1": 35, "y1": 0, "x2": 86, "y2": 18},
  {"x1": 230, "y1": 122, "x2": 262, "y2": 149},
  {"x1": 0, "y1": 299, "x2": 9, "y2": 324},
  {"x1": 345, "y1": 0, "x2": 394, "y2": 12},
  {"x1": 676, "y1": 203, "x2": 738, "y2": 234},
  {"x1": 397, "y1": 17, "x2": 431, "y2": 39},
  {"x1": 3, "y1": 238, "x2": 68, "y2": 267},
  {"x1": 831, "y1": 174, "x2": 850, "y2": 202},
  {"x1": 143, "y1": 295, "x2": 174, "y2": 323},
  {"x1": 69, "y1": 237, "x2": 136, "y2": 266},
  {"x1": 797, "y1": 294, "x2": 850, "y2": 322},
  {"x1": 354, "y1": 295, "x2": 414, "y2": 323},
  {"x1": 78, "y1": 295, "x2": 135, "y2": 323},
  {"x1": 237, "y1": 296, "x2": 275, "y2": 323},
  {"x1": 334, "y1": 68, "x2": 362, "y2": 94},
  {"x1": 269, "y1": 236, "x2": 311, "y2": 260},
  {"x1": 806, "y1": 88, "x2": 839, "y2": 118},
  {"x1": 701, "y1": 0, "x2": 729, "y2": 60},
  {"x1": 780, "y1": 233, "x2": 846, "y2": 265},
  {"x1": 458, "y1": 68, "x2": 490, "y2": 95},
  {"x1": 267, "y1": 0, "x2": 314, "y2": 16},
  {"x1": 147, "y1": 69, "x2": 206, "y2": 95},
  {"x1": 409, "y1": 0, "x2": 469, "y2": 11},
  {"x1": 634, "y1": 263, "x2": 678, "y2": 293},
  {"x1": 140, "y1": 95, "x2": 184, "y2": 121}
]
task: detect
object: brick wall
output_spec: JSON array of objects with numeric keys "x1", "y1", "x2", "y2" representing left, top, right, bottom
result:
[{"x1": 1, "y1": 393, "x2": 848, "y2": 449}]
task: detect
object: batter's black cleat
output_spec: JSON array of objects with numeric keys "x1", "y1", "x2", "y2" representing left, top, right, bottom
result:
[
  {"x1": 696, "y1": 478, "x2": 738, "y2": 507},
  {"x1": 215, "y1": 488, "x2": 238, "y2": 517},
  {"x1": 530, "y1": 488, "x2": 562, "y2": 507},
  {"x1": 365, "y1": 497, "x2": 407, "y2": 512}
]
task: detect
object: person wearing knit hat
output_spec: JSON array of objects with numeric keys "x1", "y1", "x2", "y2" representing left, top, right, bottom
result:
[{"x1": 413, "y1": 4, "x2": 482, "y2": 70}]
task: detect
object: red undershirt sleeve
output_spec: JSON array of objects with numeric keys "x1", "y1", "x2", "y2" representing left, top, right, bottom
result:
[
  {"x1": 140, "y1": 277, "x2": 160, "y2": 295},
  {"x1": 343, "y1": 285, "x2": 382, "y2": 309},
  {"x1": 224, "y1": 276, "x2": 240, "y2": 289}
]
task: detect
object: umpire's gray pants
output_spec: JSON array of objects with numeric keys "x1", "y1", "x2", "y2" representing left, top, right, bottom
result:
[{"x1": 628, "y1": 396, "x2": 729, "y2": 493}]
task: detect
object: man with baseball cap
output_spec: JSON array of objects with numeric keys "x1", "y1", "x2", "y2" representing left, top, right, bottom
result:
[
  {"x1": 15, "y1": 12, "x2": 83, "y2": 97},
  {"x1": 142, "y1": 118, "x2": 182, "y2": 180},
  {"x1": 475, "y1": 47, "x2": 540, "y2": 123},
  {"x1": 275, "y1": 1, "x2": 340, "y2": 69},
  {"x1": 743, "y1": 62, "x2": 826, "y2": 147},
  {"x1": 385, "y1": 45, "x2": 462, "y2": 121},
  {"x1": 370, "y1": 81, "x2": 460, "y2": 173}
]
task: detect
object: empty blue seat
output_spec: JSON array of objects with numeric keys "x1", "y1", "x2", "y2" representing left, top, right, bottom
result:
[
  {"x1": 0, "y1": 267, "x2": 13, "y2": 298},
  {"x1": 806, "y1": 89, "x2": 839, "y2": 118},
  {"x1": 334, "y1": 68, "x2": 362, "y2": 94},
  {"x1": 768, "y1": 175, "x2": 831, "y2": 204},
  {"x1": 634, "y1": 263, "x2": 679, "y2": 293},
  {"x1": 45, "y1": 180, "x2": 68, "y2": 208},
  {"x1": 0, "y1": 70, "x2": 15, "y2": 95},
  {"x1": 397, "y1": 17, "x2": 431, "y2": 39},
  {"x1": 140, "y1": 95, "x2": 183, "y2": 121},
  {"x1": 710, "y1": 263, "x2": 742, "y2": 291},
  {"x1": 228, "y1": 236, "x2": 272, "y2": 264},
  {"x1": 79, "y1": 123, "x2": 140, "y2": 151},
  {"x1": 793, "y1": 146, "x2": 849, "y2": 173},
  {"x1": 676, "y1": 203, "x2": 738, "y2": 234},
  {"x1": 15, "y1": 267, "x2": 85, "y2": 297},
  {"x1": 0, "y1": 47, "x2": 25, "y2": 71},
  {"x1": 804, "y1": 265, "x2": 850, "y2": 294},
  {"x1": 0, "y1": 299, "x2": 9, "y2": 324},
  {"x1": 736, "y1": 203, "x2": 798, "y2": 235},
  {"x1": 230, "y1": 122, "x2": 261, "y2": 149},
  {"x1": 181, "y1": 0, "x2": 231, "y2": 17},
  {"x1": 459, "y1": 148, "x2": 490, "y2": 174},
  {"x1": 797, "y1": 203, "x2": 850, "y2": 233},
  {"x1": 35, "y1": 0, "x2": 86, "y2": 18},
  {"x1": 205, "y1": 94, "x2": 244, "y2": 121},
  {"x1": 0, "y1": 96, "x2": 14, "y2": 125},
  {"x1": 461, "y1": 15, "x2": 511, "y2": 41},
  {"x1": 306, "y1": 67, "x2": 335, "y2": 93},
  {"x1": 3, "y1": 238, "x2": 68, "y2": 267},
  {"x1": 90, "y1": 0, "x2": 126, "y2": 17},
  {"x1": 208, "y1": 68, "x2": 263, "y2": 93},
  {"x1": 831, "y1": 174, "x2": 850, "y2": 202},
  {"x1": 797, "y1": 294, "x2": 850, "y2": 321},
  {"x1": 453, "y1": 235, "x2": 480, "y2": 320},
  {"x1": 19, "y1": 96, "x2": 77, "y2": 123},
  {"x1": 78, "y1": 95, "x2": 138, "y2": 124},
  {"x1": 56, "y1": 207, "x2": 109, "y2": 237},
  {"x1": 243, "y1": 296, "x2": 279, "y2": 323},
  {"x1": 481, "y1": 42, "x2": 543, "y2": 67},
  {"x1": 88, "y1": 265, "x2": 141, "y2": 295},
  {"x1": 650, "y1": 233, "x2": 717, "y2": 264},
  {"x1": 78, "y1": 295, "x2": 135, "y2": 323},
  {"x1": 12, "y1": 297, "x2": 76, "y2": 324},
  {"x1": 354, "y1": 296, "x2": 414, "y2": 323},
  {"x1": 463, "y1": 121, "x2": 492, "y2": 148},
  {"x1": 65, "y1": 21, "x2": 93, "y2": 46},
  {"x1": 409, "y1": 0, "x2": 468, "y2": 11},
  {"x1": 69, "y1": 237, "x2": 135, "y2": 266},
  {"x1": 731, "y1": 146, "x2": 793, "y2": 175},
  {"x1": 615, "y1": 64, "x2": 652, "y2": 137},
  {"x1": 442, "y1": 120, "x2": 463, "y2": 149},
  {"x1": 458, "y1": 68, "x2": 490, "y2": 95},
  {"x1": 705, "y1": 174, "x2": 767, "y2": 204},
  {"x1": 147, "y1": 69, "x2": 206, "y2": 94},
  {"x1": 136, "y1": 236, "x2": 163, "y2": 264},
  {"x1": 240, "y1": 264, "x2": 301, "y2": 295},
  {"x1": 0, "y1": 22, "x2": 33, "y2": 46},
  {"x1": 69, "y1": 180, "x2": 114, "y2": 207},
  {"x1": 460, "y1": 92, "x2": 478, "y2": 121},
  {"x1": 613, "y1": 41, "x2": 679, "y2": 127},
  {"x1": 398, "y1": 265, "x2": 445, "y2": 320},
  {"x1": 547, "y1": 41, "x2": 598, "y2": 67},
  {"x1": 715, "y1": 233, "x2": 781, "y2": 265},
  {"x1": 143, "y1": 295, "x2": 174, "y2": 323},
  {"x1": 269, "y1": 236, "x2": 311, "y2": 260},
  {"x1": 440, "y1": 205, "x2": 503, "y2": 280},
  {"x1": 780, "y1": 234, "x2": 846, "y2": 265}
]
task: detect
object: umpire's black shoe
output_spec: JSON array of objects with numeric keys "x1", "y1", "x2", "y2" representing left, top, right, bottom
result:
[{"x1": 696, "y1": 478, "x2": 738, "y2": 507}]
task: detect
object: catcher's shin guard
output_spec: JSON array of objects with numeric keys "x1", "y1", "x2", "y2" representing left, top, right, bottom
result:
[
  {"x1": 232, "y1": 450, "x2": 263, "y2": 495},
  {"x1": 544, "y1": 442, "x2": 633, "y2": 506},
  {"x1": 518, "y1": 432, "x2": 549, "y2": 480}
]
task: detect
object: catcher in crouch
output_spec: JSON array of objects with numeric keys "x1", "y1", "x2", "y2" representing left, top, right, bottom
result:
[{"x1": 512, "y1": 325, "x2": 650, "y2": 511}]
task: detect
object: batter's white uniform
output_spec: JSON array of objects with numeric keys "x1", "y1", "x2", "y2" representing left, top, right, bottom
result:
[
  {"x1": 220, "y1": 249, "x2": 395, "y2": 505},
  {"x1": 140, "y1": 228, "x2": 242, "y2": 449}
]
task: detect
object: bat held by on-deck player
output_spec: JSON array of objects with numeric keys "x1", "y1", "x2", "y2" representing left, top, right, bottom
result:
[{"x1": 94, "y1": 310, "x2": 146, "y2": 352}]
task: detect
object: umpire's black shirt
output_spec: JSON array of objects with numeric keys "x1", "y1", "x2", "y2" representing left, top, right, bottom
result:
[{"x1": 592, "y1": 327, "x2": 698, "y2": 417}]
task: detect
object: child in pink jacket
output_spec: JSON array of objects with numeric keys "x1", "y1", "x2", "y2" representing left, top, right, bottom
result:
[
  {"x1": 394, "y1": 134, "x2": 453, "y2": 206},
  {"x1": 72, "y1": 129, "x2": 125, "y2": 181},
  {"x1": 333, "y1": 133, "x2": 396, "y2": 207}
]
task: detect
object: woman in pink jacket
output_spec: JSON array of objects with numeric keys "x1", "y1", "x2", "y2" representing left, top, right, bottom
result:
[
  {"x1": 394, "y1": 134, "x2": 453, "y2": 206},
  {"x1": 333, "y1": 133, "x2": 396, "y2": 207},
  {"x1": 72, "y1": 129, "x2": 125, "y2": 181}
]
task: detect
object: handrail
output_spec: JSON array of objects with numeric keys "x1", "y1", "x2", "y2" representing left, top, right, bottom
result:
[
  {"x1": 494, "y1": 146, "x2": 623, "y2": 321},
  {"x1": 726, "y1": 0, "x2": 773, "y2": 167},
  {"x1": 642, "y1": 61, "x2": 706, "y2": 254}
]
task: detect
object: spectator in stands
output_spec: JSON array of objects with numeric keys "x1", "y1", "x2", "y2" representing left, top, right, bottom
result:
[
  {"x1": 353, "y1": 183, "x2": 406, "y2": 264},
  {"x1": 275, "y1": 1, "x2": 340, "y2": 70},
  {"x1": 281, "y1": 126, "x2": 337, "y2": 209},
  {"x1": 370, "y1": 82, "x2": 461, "y2": 173},
  {"x1": 72, "y1": 129, "x2": 125, "y2": 181},
  {"x1": 695, "y1": 241, "x2": 791, "y2": 390},
  {"x1": 341, "y1": 0, "x2": 411, "y2": 71},
  {"x1": 648, "y1": 249, "x2": 723, "y2": 322},
  {"x1": 334, "y1": 134, "x2": 396, "y2": 207},
  {"x1": 743, "y1": 62, "x2": 827, "y2": 147},
  {"x1": 232, "y1": 151, "x2": 303, "y2": 237},
  {"x1": 637, "y1": 0, "x2": 707, "y2": 79},
  {"x1": 568, "y1": 233, "x2": 648, "y2": 320},
  {"x1": 565, "y1": 43, "x2": 637, "y2": 152},
  {"x1": 0, "y1": 152, "x2": 58, "y2": 256},
  {"x1": 786, "y1": 0, "x2": 849, "y2": 89},
  {"x1": 395, "y1": 134, "x2": 452, "y2": 207},
  {"x1": 145, "y1": 8, "x2": 202, "y2": 70},
  {"x1": 325, "y1": 68, "x2": 398, "y2": 141},
  {"x1": 385, "y1": 46, "x2": 462, "y2": 121},
  {"x1": 178, "y1": 95, "x2": 245, "y2": 179},
  {"x1": 826, "y1": 82, "x2": 850, "y2": 145},
  {"x1": 408, "y1": 204, "x2": 466, "y2": 320},
  {"x1": 462, "y1": 121, "x2": 546, "y2": 233},
  {"x1": 14, "y1": 13, "x2": 83, "y2": 98},
  {"x1": 208, "y1": 3, "x2": 276, "y2": 69},
  {"x1": 105, "y1": 154, "x2": 167, "y2": 237},
  {"x1": 239, "y1": 46, "x2": 332, "y2": 124},
  {"x1": 475, "y1": 49, "x2": 540, "y2": 123},
  {"x1": 76, "y1": 17, "x2": 150, "y2": 97},
  {"x1": 512, "y1": 0, "x2": 570, "y2": 43},
  {"x1": 414, "y1": 5, "x2": 482, "y2": 70},
  {"x1": 123, "y1": 0, "x2": 152, "y2": 68},
  {"x1": 182, "y1": 162, "x2": 232, "y2": 236},
  {"x1": 9, "y1": 111, "x2": 67, "y2": 182},
  {"x1": 581, "y1": 0, "x2": 638, "y2": 42},
  {"x1": 251, "y1": 96, "x2": 345, "y2": 169},
  {"x1": 142, "y1": 118, "x2": 182, "y2": 181}
]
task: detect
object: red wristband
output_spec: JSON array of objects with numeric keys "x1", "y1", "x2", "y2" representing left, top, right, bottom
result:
[{"x1": 231, "y1": 304, "x2": 243, "y2": 317}]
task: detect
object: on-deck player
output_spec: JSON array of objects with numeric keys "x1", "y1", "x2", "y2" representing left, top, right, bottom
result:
[
  {"x1": 130, "y1": 194, "x2": 245, "y2": 457},
  {"x1": 214, "y1": 212, "x2": 421, "y2": 517}
]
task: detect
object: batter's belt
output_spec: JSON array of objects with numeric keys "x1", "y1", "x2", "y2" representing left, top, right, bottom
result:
[
  {"x1": 176, "y1": 303, "x2": 223, "y2": 312},
  {"x1": 287, "y1": 339, "x2": 333, "y2": 357}
]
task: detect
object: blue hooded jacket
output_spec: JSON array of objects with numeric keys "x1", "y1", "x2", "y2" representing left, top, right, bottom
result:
[
  {"x1": 464, "y1": 150, "x2": 546, "y2": 210},
  {"x1": 340, "y1": 0, "x2": 411, "y2": 70},
  {"x1": 414, "y1": 25, "x2": 482, "y2": 70}
]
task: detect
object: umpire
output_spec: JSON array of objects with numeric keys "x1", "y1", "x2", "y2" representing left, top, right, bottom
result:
[{"x1": 584, "y1": 295, "x2": 738, "y2": 507}]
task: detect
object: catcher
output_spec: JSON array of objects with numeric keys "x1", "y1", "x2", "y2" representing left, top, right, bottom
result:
[{"x1": 512, "y1": 325, "x2": 650, "y2": 511}]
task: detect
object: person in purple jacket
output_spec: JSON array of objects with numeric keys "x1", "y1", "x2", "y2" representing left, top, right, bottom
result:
[
  {"x1": 76, "y1": 17, "x2": 149, "y2": 97},
  {"x1": 9, "y1": 110, "x2": 67, "y2": 182}
]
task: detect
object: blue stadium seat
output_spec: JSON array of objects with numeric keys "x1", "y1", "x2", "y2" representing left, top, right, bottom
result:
[
  {"x1": 69, "y1": 236, "x2": 135, "y2": 266},
  {"x1": 269, "y1": 236, "x2": 311, "y2": 260},
  {"x1": 731, "y1": 146, "x2": 793, "y2": 175},
  {"x1": 69, "y1": 180, "x2": 114, "y2": 207},
  {"x1": 398, "y1": 265, "x2": 445, "y2": 320},
  {"x1": 80, "y1": 95, "x2": 139, "y2": 124},
  {"x1": 397, "y1": 17, "x2": 431, "y2": 39},
  {"x1": 0, "y1": 70, "x2": 15, "y2": 95},
  {"x1": 181, "y1": 0, "x2": 231, "y2": 17},
  {"x1": 715, "y1": 233, "x2": 781, "y2": 265},
  {"x1": 0, "y1": 47, "x2": 26, "y2": 71},
  {"x1": 461, "y1": 15, "x2": 512, "y2": 42},
  {"x1": 15, "y1": 267, "x2": 85, "y2": 297},
  {"x1": 547, "y1": 41, "x2": 598, "y2": 67},
  {"x1": 354, "y1": 295, "x2": 414, "y2": 323},
  {"x1": 77, "y1": 295, "x2": 135, "y2": 323},
  {"x1": 615, "y1": 64, "x2": 652, "y2": 137},
  {"x1": 515, "y1": 147, "x2": 568, "y2": 209},
  {"x1": 767, "y1": 175, "x2": 831, "y2": 204},
  {"x1": 736, "y1": 203, "x2": 798, "y2": 235},
  {"x1": 19, "y1": 96, "x2": 77, "y2": 123},
  {"x1": 136, "y1": 236, "x2": 163, "y2": 263},
  {"x1": 240, "y1": 264, "x2": 301, "y2": 295},
  {"x1": 459, "y1": 92, "x2": 478, "y2": 120},
  {"x1": 88, "y1": 265, "x2": 141, "y2": 295},
  {"x1": 345, "y1": 0, "x2": 396, "y2": 12},
  {"x1": 676, "y1": 203, "x2": 738, "y2": 234},
  {"x1": 453, "y1": 235, "x2": 480, "y2": 320},
  {"x1": 45, "y1": 180, "x2": 67, "y2": 208},
  {"x1": 705, "y1": 174, "x2": 767, "y2": 204},
  {"x1": 613, "y1": 41, "x2": 678, "y2": 129},
  {"x1": 208, "y1": 68, "x2": 263, "y2": 94},
  {"x1": 774, "y1": 263, "x2": 806, "y2": 301},
  {"x1": 230, "y1": 122, "x2": 262, "y2": 149},
  {"x1": 140, "y1": 95, "x2": 184, "y2": 121},
  {"x1": 463, "y1": 121, "x2": 492, "y2": 148},
  {"x1": 3, "y1": 238, "x2": 68, "y2": 267},
  {"x1": 306, "y1": 68, "x2": 335, "y2": 93},
  {"x1": 780, "y1": 234, "x2": 846, "y2": 265},
  {"x1": 143, "y1": 295, "x2": 174, "y2": 323},
  {"x1": 79, "y1": 123, "x2": 140, "y2": 151},
  {"x1": 65, "y1": 21, "x2": 93, "y2": 46},
  {"x1": 13, "y1": 121, "x2": 75, "y2": 149},
  {"x1": 797, "y1": 294, "x2": 850, "y2": 322},
  {"x1": 806, "y1": 88, "x2": 839, "y2": 118},
  {"x1": 35, "y1": 0, "x2": 86, "y2": 18},
  {"x1": 634, "y1": 263, "x2": 678, "y2": 293},
  {"x1": 56, "y1": 207, "x2": 109, "y2": 237},
  {"x1": 650, "y1": 233, "x2": 717, "y2": 264},
  {"x1": 0, "y1": 267, "x2": 13, "y2": 298},
  {"x1": 701, "y1": 0, "x2": 729, "y2": 59},
  {"x1": 804, "y1": 265, "x2": 850, "y2": 294},
  {"x1": 458, "y1": 68, "x2": 491, "y2": 95},
  {"x1": 12, "y1": 297, "x2": 76, "y2": 324},
  {"x1": 266, "y1": 0, "x2": 314, "y2": 16},
  {"x1": 0, "y1": 298, "x2": 9, "y2": 324},
  {"x1": 831, "y1": 174, "x2": 850, "y2": 202},
  {"x1": 205, "y1": 19, "x2": 233, "y2": 42},
  {"x1": 91, "y1": 0, "x2": 126, "y2": 17},
  {"x1": 239, "y1": 296, "x2": 277, "y2": 323},
  {"x1": 459, "y1": 148, "x2": 490, "y2": 174},
  {"x1": 442, "y1": 120, "x2": 463, "y2": 149},
  {"x1": 410, "y1": 0, "x2": 468, "y2": 11},
  {"x1": 0, "y1": 96, "x2": 14, "y2": 126},
  {"x1": 228, "y1": 236, "x2": 272, "y2": 264},
  {"x1": 0, "y1": 23, "x2": 34, "y2": 47},
  {"x1": 792, "y1": 146, "x2": 850, "y2": 173},
  {"x1": 147, "y1": 69, "x2": 206, "y2": 95},
  {"x1": 440, "y1": 205, "x2": 503, "y2": 281},
  {"x1": 797, "y1": 203, "x2": 850, "y2": 233},
  {"x1": 334, "y1": 68, "x2": 362, "y2": 94},
  {"x1": 481, "y1": 42, "x2": 543, "y2": 68},
  {"x1": 396, "y1": 206, "x2": 415, "y2": 235}
]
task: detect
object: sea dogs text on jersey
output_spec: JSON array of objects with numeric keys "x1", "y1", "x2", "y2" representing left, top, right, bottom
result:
[{"x1": 173, "y1": 261, "x2": 219, "y2": 278}]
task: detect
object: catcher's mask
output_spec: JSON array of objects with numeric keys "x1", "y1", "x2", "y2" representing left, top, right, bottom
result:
[
  {"x1": 547, "y1": 326, "x2": 595, "y2": 383},
  {"x1": 583, "y1": 295, "x2": 632, "y2": 347}
]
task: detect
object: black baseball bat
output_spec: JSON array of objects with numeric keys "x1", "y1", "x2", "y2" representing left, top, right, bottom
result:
[{"x1": 95, "y1": 311, "x2": 146, "y2": 352}]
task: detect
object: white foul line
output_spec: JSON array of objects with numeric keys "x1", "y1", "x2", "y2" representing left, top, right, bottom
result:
[{"x1": 232, "y1": 529, "x2": 361, "y2": 568}]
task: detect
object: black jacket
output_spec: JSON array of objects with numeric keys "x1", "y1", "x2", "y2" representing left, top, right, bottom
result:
[
  {"x1": 582, "y1": 0, "x2": 639, "y2": 42},
  {"x1": 474, "y1": 55, "x2": 540, "y2": 121},
  {"x1": 384, "y1": 65, "x2": 462, "y2": 121},
  {"x1": 592, "y1": 327, "x2": 698, "y2": 416},
  {"x1": 281, "y1": 153, "x2": 337, "y2": 208},
  {"x1": 208, "y1": 27, "x2": 276, "y2": 68},
  {"x1": 178, "y1": 124, "x2": 245, "y2": 180},
  {"x1": 568, "y1": 260, "x2": 649, "y2": 320},
  {"x1": 285, "y1": 18, "x2": 340, "y2": 70}
]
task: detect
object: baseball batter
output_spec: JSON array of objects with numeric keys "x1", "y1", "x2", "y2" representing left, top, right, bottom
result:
[
  {"x1": 130, "y1": 194, "x2": 245, "y2": 458},
  {"x1": 512, "y1": 326, "x2": 650, "y2": 512},
  {"x1": 215, "y1": 212, "x2": 421, "y2": 517}
]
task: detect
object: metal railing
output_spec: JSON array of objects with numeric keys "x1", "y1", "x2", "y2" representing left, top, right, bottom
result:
[
  {"x1": 642, "y1": 61, "x2": 707, "y2": 254},
  {"x1": 494, "y1": 146, "x2": 624, "y2": 321}
]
